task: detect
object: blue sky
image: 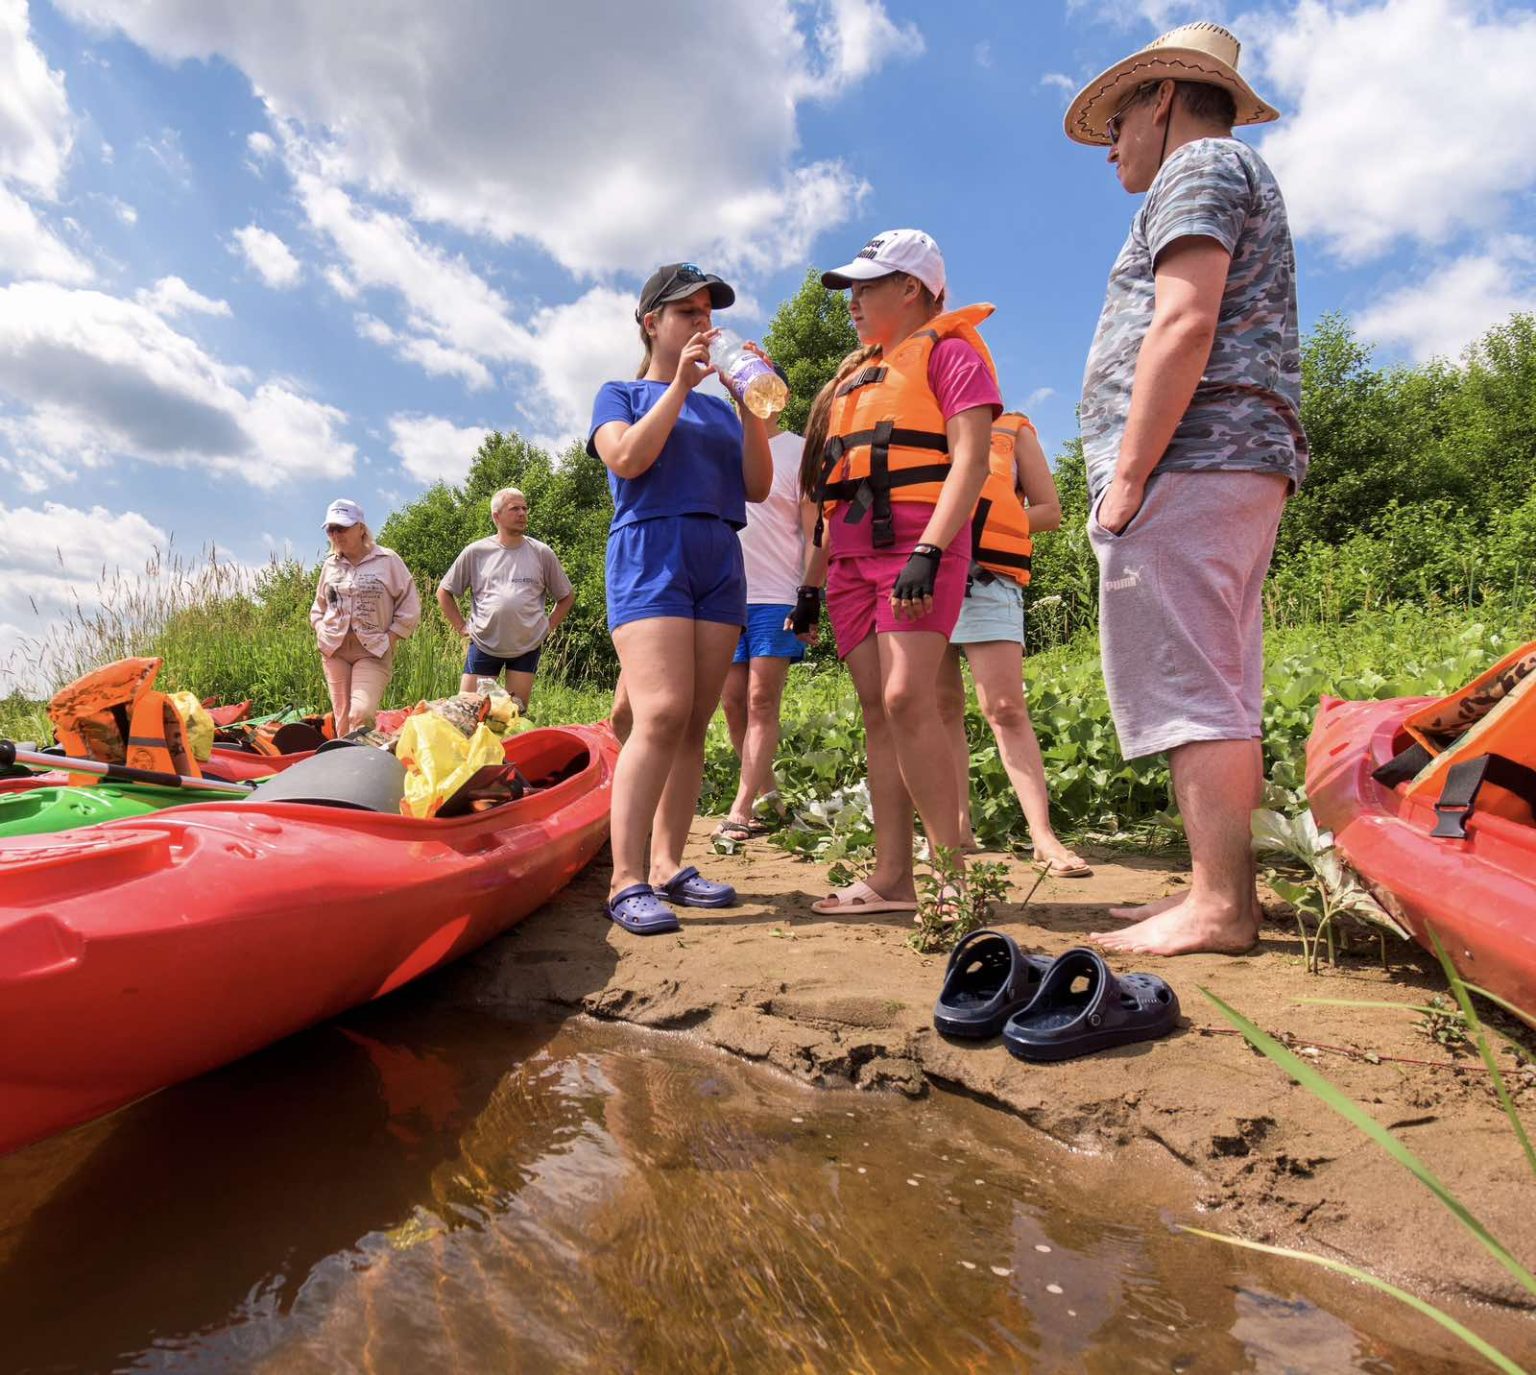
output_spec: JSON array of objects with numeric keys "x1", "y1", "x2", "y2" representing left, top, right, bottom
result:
[{"x1": 2, "y1": 0, "x2": 1533, "y2": 678}]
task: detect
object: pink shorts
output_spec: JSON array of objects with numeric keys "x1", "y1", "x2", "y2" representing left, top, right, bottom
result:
[{"x1": 826, "y1": 538, "x2": 971, "y2": 657}]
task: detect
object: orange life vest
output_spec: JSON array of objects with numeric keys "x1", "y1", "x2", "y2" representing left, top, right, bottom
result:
[
  {"x1": 47, "y1": 656, "x2": 201, "y2": 781},
  {"x1": 970, "y1": 412, "x2": 1034, "y2": 586},
  {"x1": 817, "y1": 303, "x2": 998, "y2": 548}
]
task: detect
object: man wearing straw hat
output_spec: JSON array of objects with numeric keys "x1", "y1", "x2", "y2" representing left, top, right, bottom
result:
[{"x1": 1067, "y1": 22, "x2": 1308, "y2": 957}]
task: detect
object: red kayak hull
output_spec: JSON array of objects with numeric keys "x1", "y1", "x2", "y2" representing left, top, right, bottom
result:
[
  {"x1": 1305, "y1": 695, "x2": 1536, "y2": 1017},
  {"x1": 0, "y1": 723, "x2": 617, "y2": 1156}
]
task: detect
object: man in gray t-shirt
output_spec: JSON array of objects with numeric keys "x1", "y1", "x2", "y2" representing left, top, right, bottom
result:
[
  {"x1": 437, "y1": 487, "x2": 575, "y2": 706},
  {"x1": 1064, "y1": 23, "x2": 1306, "y2": 959}
]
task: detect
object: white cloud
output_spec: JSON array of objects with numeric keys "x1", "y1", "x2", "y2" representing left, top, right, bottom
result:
[
  {"x1": 0, "y1": 281, "x2": 353, "y2": 488},
  {"x1": 0, "y1": 182, "x2": 92, "y2": 281},
  {"x1": 245, "y1": 129, "x2": 275, "y2": 160},
  {"x1": 231, "y1": 222, "x2": 301, "y2": 288},
  {"x1": 356, "y1": 313, "x2": 493, "y2": 391},
  {"x1": 1039, "y1": 71, "x2": 1078, "y2": 97},
  {"x1": 388, "y1": 413, "x2": 488, "y2": 485},
  {"x1": 1356, "y1": 237, "x2": 1536, "y2": 363},
  {"x1": 1067, "y1": 0, "x2": 1217, "y2": 28},
  {"x1": 0, "y1": 499, "x2": 168, "y2": 691},
  {"x1": 804, "y1": 0, "x2": 924, "y2": 96},
  {"x1": 1023, "y1": 386, "x2": 1056, "y2": 410},
  {"x1": 974, "y1": 40, "x2": 993, "y2": 69},
  {"x1": 54, "y1": 0, "x2": 913, "y2": 277},
  {"x1": 0, "y1": 0, "x2": 74, "y2": 195},
  {"x1": 1253, "y1": 0, "x2": 1536, "y2": 264},
  {"x1": 135, "y1": 274, "x2": 231, "y2": 318}
]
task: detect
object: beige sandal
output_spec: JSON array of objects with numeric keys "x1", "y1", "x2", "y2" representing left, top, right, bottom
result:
[{"x1": 812, "y1": 880, "x2": 917, "y2": 916}]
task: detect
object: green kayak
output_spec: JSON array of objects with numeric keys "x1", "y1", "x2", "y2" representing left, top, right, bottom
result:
[{"x1": 0, "y1": 783, "x2": 215, "y2": 837}]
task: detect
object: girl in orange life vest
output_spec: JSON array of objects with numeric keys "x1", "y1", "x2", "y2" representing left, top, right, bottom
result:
[
  {"x1": 792, "y1": 230, "x2": 1000, "y2": 916},
  {"x1": 588, "y1": 264, "x2": 774, "y2": 934},
  {"x1": 935, "y1": 412, "x2": 1092, "y2": 877}
]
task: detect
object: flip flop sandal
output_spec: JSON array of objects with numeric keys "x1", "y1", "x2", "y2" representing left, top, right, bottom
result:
[
  {"x1": 604, "y1": 884, "x2": 680, "y2": 935},
  {"x1": 933, "y1": 929, "x2": 1054, "y2": 1040},
  {"x1": 714, "y1": 818, "x2": 771, "y2": 841},
  {"x1": 656, "y1": 865, "x2": 737, "y2": 909},
  {"x1": 1034, "y1": 851, "x2": 1094, "y2": 879},
  {"x1": 1002, "y1": 947, "x2": 1180, "y2": 1062},
  {"x1": 811, "y1": 879, "x2": 917, "y2": 916}
]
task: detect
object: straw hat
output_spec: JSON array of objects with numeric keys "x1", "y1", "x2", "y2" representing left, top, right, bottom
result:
[{"x1": 1064, "y1": 21, "x2": 1279, "y2": 146}]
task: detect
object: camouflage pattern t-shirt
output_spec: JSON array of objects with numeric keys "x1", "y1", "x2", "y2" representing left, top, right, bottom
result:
[{"x1": 1079, "y1": 137, "x2": 1308, "y2": 500}]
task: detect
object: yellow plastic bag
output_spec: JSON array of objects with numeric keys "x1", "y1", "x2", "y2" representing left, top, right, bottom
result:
[
  {"x1": 395, "y1": 714, "x2": 505, "y2": 819},
  {"x1": 167, "y1": 690, "x2": 215, "y2": 762}
]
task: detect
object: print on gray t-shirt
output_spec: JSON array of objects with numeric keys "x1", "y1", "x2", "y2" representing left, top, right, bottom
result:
[
  {"x1": 440, "y1": 536, "x2": 573, "y2": 659},
  {"x1": 1079, "y1": 137, "x2": 1308, "y2": 501}
]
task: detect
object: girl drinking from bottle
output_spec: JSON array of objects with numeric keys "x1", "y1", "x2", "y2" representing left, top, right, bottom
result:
[
  {"x1": 935, "y1": 411, "x2": 1091, "y2": 876},
  {"x1": 588, "y1": 263, "x2": 773, "y2": 934},
  {"x1": 795, "y1": 229, "x2": 998, "y2": 916}
]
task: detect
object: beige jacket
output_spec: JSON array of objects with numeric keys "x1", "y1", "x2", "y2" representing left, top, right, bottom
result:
[{"x1": 310, "y1": 545, "x2": 422, "y2": 658}]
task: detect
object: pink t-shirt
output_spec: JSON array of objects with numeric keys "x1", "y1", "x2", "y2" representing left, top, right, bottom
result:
[{"x1": 827, "y1": 338, "x2": 1000, "y2": 560}]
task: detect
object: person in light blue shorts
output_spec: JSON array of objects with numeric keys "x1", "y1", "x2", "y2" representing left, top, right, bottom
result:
[
  {"x1": 717, "y1": 384, "x2": 814, "y2": 841},
  {"x1": 588, "y1": 263, "x2": 774, "y2": 935},
  {"x1": 937, "y1": 412, "x2": 1090, "y2": 877}
]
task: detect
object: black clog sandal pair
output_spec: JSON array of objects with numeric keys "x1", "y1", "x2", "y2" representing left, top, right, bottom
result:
[{"x1": 933, "y1": 929, "x2": 1179, "y2": 1062}]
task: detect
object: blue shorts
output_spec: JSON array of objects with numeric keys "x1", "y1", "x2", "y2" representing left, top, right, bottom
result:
[
  {"x1": 606, "y1": 514, "x2": 747, "y2": 632},
  {"x1": 732, "y1": 603, "x2": 807, "y2": 664},
  {"x1": 465, "y1": 640, "x2": 543, "y2": 676}
]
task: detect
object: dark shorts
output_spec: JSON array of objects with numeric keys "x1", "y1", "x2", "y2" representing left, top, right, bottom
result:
[
  {"x1": 465, "y1": 640, "x2": 543, "y2": 677},
  {"x1": 606, "y1": 514, "x2": 747, "y2": 632},
  {"x1": 732, "y1": 603, "x2": 808, "y2": 664}
]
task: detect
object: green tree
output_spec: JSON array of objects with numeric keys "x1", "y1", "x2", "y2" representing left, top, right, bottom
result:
[{"x1": 762, "y1": 268, "x2": 861, "y2": 436}]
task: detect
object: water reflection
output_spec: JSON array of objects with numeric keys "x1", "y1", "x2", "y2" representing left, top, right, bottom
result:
[{"x1": 0, "y1": 996, "x2": 1478, "y2": 1374}]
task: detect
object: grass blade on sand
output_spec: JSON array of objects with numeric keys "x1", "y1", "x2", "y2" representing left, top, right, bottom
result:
[
  {"x1": 1180, "y1": 1228, "x2": 1530, "y2": 1375},
  {"x1": 1426, "y1": 929, "x2": 1536, "y2": 1182},
  {"x1": 1199, "y1": 986, "x2": 1536, "y2": 1298}
]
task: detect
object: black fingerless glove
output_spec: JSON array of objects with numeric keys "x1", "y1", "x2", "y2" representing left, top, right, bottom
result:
[
  {"x1": 891, "y1": 544, "x2": 942, "y2": 602},
  {"x1": 787, "y1": 584, "x2": 821, "y2": 634}
]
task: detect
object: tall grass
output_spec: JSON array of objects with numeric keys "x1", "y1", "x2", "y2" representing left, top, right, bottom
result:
[{"x1": 0, "y1": 545, "x2": 612, "y2": 741}]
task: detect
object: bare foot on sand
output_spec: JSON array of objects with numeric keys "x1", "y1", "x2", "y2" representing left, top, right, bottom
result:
[
  {"x1": 1091, "y1": 895, "x2": 1261, "y2": 957},
  {"x1": 1107, "y1": 889, "x2": 1185, "y2": 921}
]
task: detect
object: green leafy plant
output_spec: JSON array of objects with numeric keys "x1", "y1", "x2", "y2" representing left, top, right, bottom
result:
[{"x1": 1251, "y1": 806, "x2": 1406, "y2": 972}]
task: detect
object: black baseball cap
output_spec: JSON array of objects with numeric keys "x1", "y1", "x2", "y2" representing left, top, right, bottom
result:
[{"x1": 635, "y1": 262, "x2": 735, "y2": 321}]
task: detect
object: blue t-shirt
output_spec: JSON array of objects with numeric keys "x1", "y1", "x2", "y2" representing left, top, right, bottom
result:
[{"x1": 587, "y1": 381, "x2": 747, "y2": 531}]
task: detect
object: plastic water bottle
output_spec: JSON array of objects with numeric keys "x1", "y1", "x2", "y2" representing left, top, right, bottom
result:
[
  {"x1": 474, "y1": 675, "x2": 498, "y2": 697},
  {"x1": 709, "y1": 330, "x2": 788, "y2": 419}
]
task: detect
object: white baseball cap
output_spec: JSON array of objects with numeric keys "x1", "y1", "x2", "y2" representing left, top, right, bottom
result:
[
  {"x1": 322, "y1": 498, "x2": 364, "y2": 530},
  {"x1": 820, "y1": 229, "x2": 946, "y2": 300}
]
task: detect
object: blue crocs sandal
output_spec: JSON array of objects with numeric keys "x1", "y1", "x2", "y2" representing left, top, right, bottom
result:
[
  {"x1": 933, "y1": 929, "x2": 1054, "y2": 1040},
  {"x1": 605, "y1": 884, "x2": 681, "y2": 935},
  {"x1": 1002, "y1": 947, "x2": 1179, "y2": 1062},
  {"x1": 656, "y1": 865, "x2": 737, "y2": 909}
]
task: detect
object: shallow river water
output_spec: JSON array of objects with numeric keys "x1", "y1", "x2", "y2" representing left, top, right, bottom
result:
[{"x1": 0, "y1": 990, "x2": 1487, "y2": 1373}]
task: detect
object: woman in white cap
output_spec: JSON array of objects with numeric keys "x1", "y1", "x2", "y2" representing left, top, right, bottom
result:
[
  {"x1": 794, "y1": 229, "x2": 1000, "y2": 918},
  {"x1": 309, "y1": 498, "x2": 421, "y2": 737}
]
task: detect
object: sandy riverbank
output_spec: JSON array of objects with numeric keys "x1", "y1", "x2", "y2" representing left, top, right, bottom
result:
[{"x1": 445, "y1": 820, "x2": 1536, "y2": 1328}]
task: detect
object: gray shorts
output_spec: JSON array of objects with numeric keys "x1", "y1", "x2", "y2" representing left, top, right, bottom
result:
[
  {"x1": 1089, "y1": 470, "x2": 1287, "y2": 760},
  {"x1": 951, "y1": 574, "x2": 1025, "y2": 646}
]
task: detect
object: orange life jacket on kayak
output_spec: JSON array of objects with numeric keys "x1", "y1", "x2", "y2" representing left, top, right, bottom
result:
[
  {"x1": 817, "y1": 303, "x2": 997, "y2": 548},
  {"x1": 970, "y1": 412, "x2": 1034, "y2": 586},
  {"x1": 48, "y1": 656, "x2": 201, "y2": 780},
  {"x1": 1401, "y1": 641, "x2": 1536, "y2": 829}
]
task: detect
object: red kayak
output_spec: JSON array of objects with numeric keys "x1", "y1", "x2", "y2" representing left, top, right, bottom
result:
[
  {"x1": 1306, "y1": 684, "x2": 1536, "y2": 1019},
  {"x1": 0, "y1": 722, "x2": 617, "y2": 1156}
]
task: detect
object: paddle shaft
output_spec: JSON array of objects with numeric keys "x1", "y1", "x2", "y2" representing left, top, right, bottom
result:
[{"x1": 0, "y1": 741, "x2": 253, "y2": 795}]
